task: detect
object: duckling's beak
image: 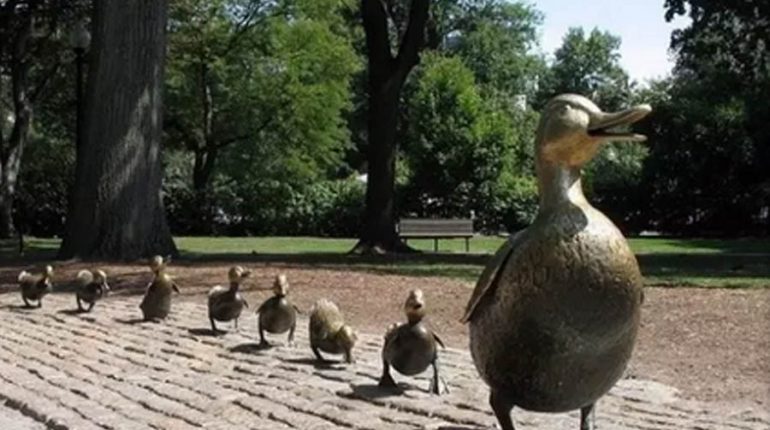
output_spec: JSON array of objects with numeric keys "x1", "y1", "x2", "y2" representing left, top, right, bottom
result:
[{"x1": 588, "y1": 104, "x2": 651, "y2": 142}]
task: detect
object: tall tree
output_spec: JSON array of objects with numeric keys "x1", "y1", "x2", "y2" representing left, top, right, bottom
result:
[
  {"x1": 353, "y1": 0, "x2": 429, "y2": 254},
  {"x1": 538, "y1": 27, "x2": 631, "y2": 110},
  {"x1": 165, "y1": 0, "x2": 359, "y2": 233},
  {"x1": 635, "y1": 0, "x2": 770, "y2": 235},
  {"x1": 0, "y1": 1, "x2": 83, "y2": 238},
  {"x1": 59, "y1": 0, "x2": 177, "y2": 259}
]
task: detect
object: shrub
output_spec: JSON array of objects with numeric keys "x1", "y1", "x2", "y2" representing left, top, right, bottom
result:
[{"x1": 15, "y1": 137, "x2": 73, "y2": 237}]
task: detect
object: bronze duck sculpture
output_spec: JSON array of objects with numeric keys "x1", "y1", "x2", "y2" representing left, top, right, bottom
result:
[
  {"x1": 256, "y1": 274, "x2": 299, "y2": 346},
  {"x1": 139, "y1": 255, "x2": 180, "y2": 321},
  {"x1": 208, "y1": 266, "x2": 250, "y2": 333},
  {"x1": 309, "y1": 299, "x2": 357, "y2": 364},
  {"x1": 18, "y1": 265, "x2": 54, "y2": 308},
  {"x1": 379, "y1": 289, "x2": 447, "y2": 394},
  {"x1": 462, "y1": 94, "x2": 650, "y2": 430},
  {"x1": 76, "y1": 269, "x2": 110, "y2": 312}
]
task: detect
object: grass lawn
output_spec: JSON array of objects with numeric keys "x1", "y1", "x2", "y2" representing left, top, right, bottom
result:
[{"x1": 2, "y1": 236, "x2": 768, "y2": 288}]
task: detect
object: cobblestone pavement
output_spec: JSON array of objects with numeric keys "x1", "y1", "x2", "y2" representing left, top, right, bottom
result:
[{"x1": 0, "y1": 293, "x2": 767, "y2": 430}]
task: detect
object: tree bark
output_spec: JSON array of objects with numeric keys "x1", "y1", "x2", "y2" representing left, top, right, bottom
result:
[
  {"x1": 352, "y1": 0, "x2": 429, "y2": 254},
  {"x1": 59, "y1": 0, "x2": 177, "y2": 259}
]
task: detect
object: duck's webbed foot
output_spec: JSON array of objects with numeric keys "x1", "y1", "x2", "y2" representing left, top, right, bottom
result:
[
  {"x1": 87, "y1": 302, "x2": 95, "y2": 312},
  {"x1": 22, "y1": 296, "x2": 31, "y2": 308},
  {"x1": 429, "y1": 359, "x2": 449, "y2": 395},
  {"x1": 287, "y1": 323, "x2": 296, "y2": 347},
  {"x1": 580, "y1": 404, "x2": 595, "y2": 430},
  {"x1": 210, "y1": 318, "x2": 221, "y2": 334},
  {"x1": 311, "y1": 345, "x2": 327, "y2": 363},
  {"x1": 77, "y1": 297, "x2": 85, "y2": 312},
  {"x1": 378, "y1": 361, "x2": 398, "y2": 389},
  {"x1": 258, "y1": 323, "x2": 270, "y2": 347},
  {"x1": 490, "y1": 390, "x2": 516, "y2": 430}
]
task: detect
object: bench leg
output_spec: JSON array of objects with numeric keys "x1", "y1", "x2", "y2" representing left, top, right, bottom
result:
[
  {"x1": 434, "y1": 238, "x2": 438, "y2": 252},
  {"x1": 465, "y1": 237, "x2": 470, "y2": 253}
]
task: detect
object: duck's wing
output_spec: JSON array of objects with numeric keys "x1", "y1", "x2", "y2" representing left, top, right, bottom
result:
[{"x1": 461, "y1": 230, "x2": 526, "y2": 323}]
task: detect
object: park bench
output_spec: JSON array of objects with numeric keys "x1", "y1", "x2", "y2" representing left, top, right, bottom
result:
[{"x1": 397, "y1": 218, "x2": 474, "y2": 252}]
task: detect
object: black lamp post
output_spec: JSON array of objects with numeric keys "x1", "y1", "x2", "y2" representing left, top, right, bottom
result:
[{"x1": 69, "y1": 20, "x2": 90, "y2": 153}]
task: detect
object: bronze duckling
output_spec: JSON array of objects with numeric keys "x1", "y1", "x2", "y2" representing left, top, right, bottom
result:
[
  {"x1": 18, "y1": 265, "x2": 54, "y2": 308},
  {"x1": 308, "y1": 299, "x2": 357, "y2": 363},
  {"x1": 256, "y1": 274, "x2": 299, "y2": 346},
  {"x1": 75, "y1": 269, "x2": 110, "y2": 312},
  {"x1": 379, "y1": 289, "x2": 447, "y2": 394},
  {"x1": 139, "y1": 255, "x2": 180, "y2": 321},
  {"x1": 462, "y1": 94, "x2": 650, "y2": 430},
  {"x1": 208, "y1": 266, "x2": 250, "y2": 333}
]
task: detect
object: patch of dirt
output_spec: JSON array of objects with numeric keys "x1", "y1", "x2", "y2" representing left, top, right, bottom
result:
[{"x1": 1, "y1": 260, "x2": 768, "y2": 406}]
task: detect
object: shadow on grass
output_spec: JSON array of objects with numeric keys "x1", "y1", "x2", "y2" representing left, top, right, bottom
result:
[
  {"x1": 636, "y1": 253, "x2": 770, "y2": 282},
  {"x1": 2, "y1": 238, "x2": 768, "y2": 288},
  {"x1": 658, "y1": 237, "x2": 770, "y2": 254}
]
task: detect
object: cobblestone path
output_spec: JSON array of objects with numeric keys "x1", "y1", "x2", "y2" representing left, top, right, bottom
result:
[{"x1": 0, "y1": 293, "x2": 767, "y2": 430}]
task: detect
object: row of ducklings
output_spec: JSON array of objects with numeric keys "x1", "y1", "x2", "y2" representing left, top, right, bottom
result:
[{"x1": 16, "y1": 256, "x2": 447, "y2": 394}]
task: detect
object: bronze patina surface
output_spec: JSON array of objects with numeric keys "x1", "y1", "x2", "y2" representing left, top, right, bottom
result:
[
  {"x1": 139, "y1": 255, "x2": 180, "y2": 321},
  {"x1": 309, "y1": 298, "x2": 357, "y2": 363},
  {"x1": 256, "y1": 274, "x2": 299, "y2": 346},
  {"x1": 379, "y1": 289, "x2": 447, "y2": 394},
  {"x1": 208, "y1": 266, "x2": 250, "y2": 333},
  {"x1": 18, "y1": 265, "x2": 54, "y2": 308},
  {"x1": 75, "y1": 269, "x2": 110, "y2": 312},
  {"x1": 463, "y1": 94, "x2": 651, "y2": 430}
]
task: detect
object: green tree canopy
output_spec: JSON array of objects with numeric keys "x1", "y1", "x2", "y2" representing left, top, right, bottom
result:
[{"x1": 538, "y1": 27, "x2": 631, "y2": 110}]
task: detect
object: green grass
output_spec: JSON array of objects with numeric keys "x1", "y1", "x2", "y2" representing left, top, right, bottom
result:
[{"x1": 3, "y1": 236, "x2": 768, "y2": 288}]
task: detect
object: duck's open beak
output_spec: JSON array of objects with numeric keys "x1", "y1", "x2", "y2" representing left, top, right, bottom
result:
[{"x1": 588, "y1": 104, "x2": 652, "y2": 142}]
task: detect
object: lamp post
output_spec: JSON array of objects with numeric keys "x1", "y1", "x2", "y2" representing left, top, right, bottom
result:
[{"x1": 69, "y1": 20, "x2": 90, "y2": 154}]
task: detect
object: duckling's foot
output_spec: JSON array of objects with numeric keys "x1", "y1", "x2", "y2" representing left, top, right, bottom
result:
[
  {"x1": 429, "y1": 360, "x2": 449, "y2": 395},
  {"x1": 580, "y1": 404, "x2": 595, "y2": 430},
  {"x1": 311, "y1": 346, "x2": 328, "y2": 363},
  {"x1": 87, "y1": 302, "x2": 95, "y2": 312},
  {"x1": 378, "y1": 364, "x2": 398, "y2": 390},
  {"x1": 490, "y1": 390, "x2": 516, "y2": 430}
]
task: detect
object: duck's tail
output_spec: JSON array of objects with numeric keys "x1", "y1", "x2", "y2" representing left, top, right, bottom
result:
[
  {"x1": 76, "y1": 270, "x2": 94, "y2": 286},
  {"x1": 17, "y1": 270, "x2": 31, "y2": 283}
]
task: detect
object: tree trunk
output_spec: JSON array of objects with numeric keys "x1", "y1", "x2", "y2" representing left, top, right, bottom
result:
[
  {"x1": 0, "y1": 13, "x2": 33, "y2": 239},
  {"x1": 59, "y1": 0, "x2": 177, "y2": 260},
  {"x1": 352, "y1": 0, "x2": 429, "y2": 254}
]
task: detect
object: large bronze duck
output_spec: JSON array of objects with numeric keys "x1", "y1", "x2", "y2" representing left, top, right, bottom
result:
[
  {"x1": 139, "y1": 255, "x2": 180, "y2": 321},
  {"x1": 379, "y1": 289, "x2": 447, "y2": 394},
  {"x1": 256, "y1": 274, "x2": 299, "y2": 346},
  {"x1": 462, "y1": 94, "x2": 650, "y2": 430},
  {"x1": 208, "y1": 266, "x2": 250, "y2": 333},
  {"x1": 18, "y1": 265, "x2": 54, "y2": 308}
]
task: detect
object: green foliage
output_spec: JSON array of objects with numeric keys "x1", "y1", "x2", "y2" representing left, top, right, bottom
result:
[
  {"x1": 400, "y1": 53, "x2": 538, "y2": 232},
  {"x1": 165, "y1": 0, "x2": 360, "y2": 177},
  {"x1": 584, "y1": 142, "x2": 649, "y2": 233},
  {"x1": 443, "y1": 0, "x2": 545, "y2": 98},
  {"x1": 163, "y1": 150, "x2": 365, "y2": 237},
  {"x1": 15, "y1": 133, "x2": 73, "y2": 237},
  {"x1": 630, "y1": 1, "x2": 770, "y2": 235},
  {"x1": 538, "y1": 27, "x2": 632, "y2": 110}
]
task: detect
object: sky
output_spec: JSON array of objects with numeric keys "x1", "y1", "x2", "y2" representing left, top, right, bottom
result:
[{"x1": 533, "y1": 0, "x2": 690, "y2": 83}]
